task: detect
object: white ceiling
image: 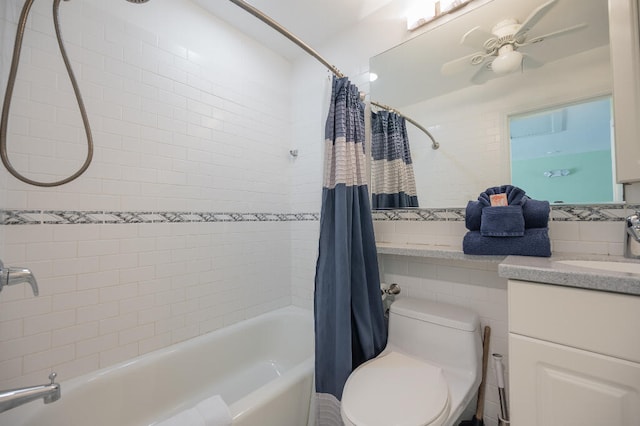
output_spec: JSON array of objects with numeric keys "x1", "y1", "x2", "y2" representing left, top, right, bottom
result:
[{"x1": 191, "y1": 0, "x2": 396, "y2": 59}]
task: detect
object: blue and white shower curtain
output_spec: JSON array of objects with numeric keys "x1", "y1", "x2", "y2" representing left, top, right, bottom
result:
[
  {"x1": 371, "y1": 110, "x2": 419, "y2": 208},
  {"x1": 314, "y1": 76, "x2": 388, "y2": 425}
]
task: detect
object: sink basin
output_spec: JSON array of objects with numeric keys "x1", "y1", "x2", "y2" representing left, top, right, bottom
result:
[{"x1": 555, "y1": 260, "x2": 640, "y2": 274}]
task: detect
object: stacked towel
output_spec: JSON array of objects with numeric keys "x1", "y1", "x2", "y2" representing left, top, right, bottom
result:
[
  {"x1": 463, "y1": 228, "x2": 551, "y2": 257},
  {"x1": 463, "y1": 185, "x2": 551, "y2": 257},
  {"x1": 156, "y1": 395, "x2": 232, "y2": 426},
  {"x1": 466, "y1": 198, "x2": 550, "y2": 231}
]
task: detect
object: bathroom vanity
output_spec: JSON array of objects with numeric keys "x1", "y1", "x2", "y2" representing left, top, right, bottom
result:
[{"x1": 500, "y1": 256, "x2": 640, "y2": 426}]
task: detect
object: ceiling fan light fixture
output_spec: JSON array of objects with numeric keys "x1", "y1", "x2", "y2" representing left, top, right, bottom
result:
[{"x1": 491, "y1": 44, "x2": 522, "y2": 74}]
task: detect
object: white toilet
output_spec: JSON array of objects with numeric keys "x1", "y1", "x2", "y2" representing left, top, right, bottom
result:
[{"x1": 341, "y1": 297, "x2": 482, "y2": 426}]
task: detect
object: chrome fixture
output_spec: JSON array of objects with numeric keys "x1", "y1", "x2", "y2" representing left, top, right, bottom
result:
[
  {"x1": 381, "y1": 282, "x2": 401, "y2": 296},
  {"x1": 625, "y1": 211, "x2": 640, "y2": 259},
  {"x1": 1, "y1": 0, "x2": 150, "y2": 187},
  {"x1": 0, "y1": 260, "x2": 39, "y2": 296},
  {"x1": 0, "y1": 372, "x2": 61, "y2": 413}
]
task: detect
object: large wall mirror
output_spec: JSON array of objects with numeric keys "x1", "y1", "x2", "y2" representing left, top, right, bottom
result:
[{"x1": 369, "y1": 0, "x2": 614, "y2": 208}]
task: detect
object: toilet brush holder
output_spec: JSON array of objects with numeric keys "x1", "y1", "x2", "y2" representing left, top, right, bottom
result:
[{"x1": 492, "y1": 353, "x2": 510, "y2": 426}]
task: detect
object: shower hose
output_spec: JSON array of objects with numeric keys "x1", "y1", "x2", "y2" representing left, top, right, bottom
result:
[{"x1": 1, "y1": 0, "x2": 93, "y2": 187}]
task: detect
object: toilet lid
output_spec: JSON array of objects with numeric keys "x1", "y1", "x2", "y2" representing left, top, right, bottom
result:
[{"x1": 341, "y1": 351, "x2": 450, "y2": 426}]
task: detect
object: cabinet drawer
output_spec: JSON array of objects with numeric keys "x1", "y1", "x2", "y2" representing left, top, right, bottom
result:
[{"x1": 508, "y1": 280, "x2": 640, "y2": 363}]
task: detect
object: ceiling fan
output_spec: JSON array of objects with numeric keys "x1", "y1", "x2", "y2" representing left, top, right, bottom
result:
[{"x1": 441, "y1": 0, "x2": 587, "y2": 83}]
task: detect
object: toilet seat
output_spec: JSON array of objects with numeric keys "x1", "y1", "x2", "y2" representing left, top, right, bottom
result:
[{"x1": 341, "y1": 351, "x2": 451, "y2": 426}]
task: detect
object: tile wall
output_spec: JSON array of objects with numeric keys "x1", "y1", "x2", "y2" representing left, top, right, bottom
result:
[{"x1": 0, "y1": 0, "x2": 301, "y2": 389}]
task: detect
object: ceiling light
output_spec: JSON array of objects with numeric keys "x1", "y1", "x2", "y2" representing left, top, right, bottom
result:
[
  {"x1": 491, "y1": 45, "x2": 522, "y2": 74},
  {"x1": 369, "y1": 72, "x2": 378, "y2": 82}
]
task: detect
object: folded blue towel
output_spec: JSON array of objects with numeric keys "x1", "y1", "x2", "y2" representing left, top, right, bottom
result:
[
  {"x1": 522, "y1": 199, "x2": 550, "y2": 229},
  {"x1": 466, "y1": 198, "x2": 550, "y2": 231},
  {"x1": 481, "y1": 205, "x2": 525, "y2": 237},
  {"x1": 463, "y1": 228, "x2": 551, "y2": 257},
  {"x1": 478, "y1": 185, "x2": 527, "y2": 207}
]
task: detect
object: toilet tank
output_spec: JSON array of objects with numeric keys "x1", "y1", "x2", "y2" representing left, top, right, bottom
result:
[{"x1": 388, "y1": 298, "x2": 482, "y2": 375}]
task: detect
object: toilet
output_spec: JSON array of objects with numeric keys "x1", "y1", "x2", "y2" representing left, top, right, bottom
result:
[{"x1": 341, "y1": 297, "x2": 482, "y2": 426}]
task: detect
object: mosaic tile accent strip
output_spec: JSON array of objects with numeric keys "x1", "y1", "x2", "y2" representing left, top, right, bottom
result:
[
  {"x1": 0, "y1": 210, "x2": 321, "y2": 225},
  {"x1": 372, "y1": 204, "x2": 629, "y2": 222},
  {"x1": 371, "y1": 208, "x2": 466, "y2": 221},
  {"x1": 0, "y1": 204, "x2": 630, "y2": 225}
]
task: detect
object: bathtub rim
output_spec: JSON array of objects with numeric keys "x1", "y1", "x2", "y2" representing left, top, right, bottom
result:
[{"x1": 0, "y1": 305, "x2": 313, "y2": 425}]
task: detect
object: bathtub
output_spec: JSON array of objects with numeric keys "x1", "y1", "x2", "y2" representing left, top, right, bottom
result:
[{"x1": 0, "y1": 306, "x2": 314, "y2": 426}]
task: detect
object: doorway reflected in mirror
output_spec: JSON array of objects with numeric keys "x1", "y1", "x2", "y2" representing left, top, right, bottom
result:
[{"x1": 509, "y1": 96, "x2": 622, "y2": 204}]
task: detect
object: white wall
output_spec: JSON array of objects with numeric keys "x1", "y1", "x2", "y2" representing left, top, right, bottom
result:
[{"x1": 0, "y1": 0, "x2": 296, "y2": 389}]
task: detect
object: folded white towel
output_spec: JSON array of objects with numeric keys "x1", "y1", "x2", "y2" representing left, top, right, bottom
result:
[
  {"x1": 156, "y1": 395, "x2": 232, "y2": 426},
  {"x1": 196, "y1": 395, "x2": 232, "y2": 426},
  {"x1": 155, "y1": 407, "x2": 205, "y2": 426}
]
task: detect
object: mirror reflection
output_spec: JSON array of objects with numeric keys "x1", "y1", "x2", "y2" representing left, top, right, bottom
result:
[
  {"x1": 369, "y1": 0, "x2": 611, "y2": 208},
  {"x1": 510, "y1": 96, "x2": 621, "y2": 204}
]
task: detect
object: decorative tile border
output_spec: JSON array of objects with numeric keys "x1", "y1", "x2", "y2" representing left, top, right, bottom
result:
[
  {"x1": 1, "y1": 204, "x2": 634, "y2": 225},
  {"x1": 0, "y1": 210, "x2": 320, "y2": 225},
  {"x1": 372, "y1": 204, "x2": 633, "y2": 222}
]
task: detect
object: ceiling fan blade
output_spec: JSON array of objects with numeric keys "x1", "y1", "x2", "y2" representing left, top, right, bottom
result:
[
  {"x1": 514, "y1": 0, "x2": 559, "y2": 39},
  {"x1": 461, "y1": 26, "x2": 496, "y2": 50},
  {"x1": 522, "y1": 53, "x2": 544, "y2": 69},
  {"x1": 520, "y1": 23, "x2": 588, "y2": 46},
  {"x1": 441, "y1": 52, "x2": 489, "y2": 76},
  {"x1": 470, "y1": 61, "x2": 493, "y2": 85}
]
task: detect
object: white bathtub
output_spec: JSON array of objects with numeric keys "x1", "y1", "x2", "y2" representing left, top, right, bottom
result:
[{"x1": 0, "y1": 306, "x2": 314, "y2": 426}]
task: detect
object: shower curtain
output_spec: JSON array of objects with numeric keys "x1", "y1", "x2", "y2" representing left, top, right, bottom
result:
[
  {"x1": 371, "y1": 110, "x2": 419, "y2": 208},
  {"x1": 314, "y1": 76, "x2": 388, "y2": 425}
]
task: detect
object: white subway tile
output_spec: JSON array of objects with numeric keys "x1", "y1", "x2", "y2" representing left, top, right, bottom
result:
[
  {"x1": 99, "y1": 312, "x2": 137, "y2": 335},
  {"x1": 99, "y1": 342, "x2": 138, "y2": 369},
  {"x1": 76, "y1": 301, "x2": 119, "y2": 323},
  {"x1": 99, "y1": 283, "x2": 138, "y2": 303},
  {"x1": 119, "y1": 323, "x2": 154, "y2": 346},
  {"x1": 0, "y1": 358, "x2": 23, "y2": 382},
  {"x1": 138, "y1": 332, "x2": 171, "y2": 355},
  {"x1": 52, "y1": 323, "x2": 99, "y2": 347},
  {"x1": 0, "y1": 297, "x2": 52, "y2": 322},
  {"x1": 0, "y1": 333, "x2": 51, "y2": 363},
  {"x1": 52, "y1": 289, "x2": 99, "y2": 311},
  {"x1": 75, "y1": 333, "x2": 118, "y2": 358},
  {"x1": 24, "y1": 310, "x2": 75, "y2": 336}
]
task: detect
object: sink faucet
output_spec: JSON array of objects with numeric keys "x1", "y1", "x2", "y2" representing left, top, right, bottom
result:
[
  {"x1": 0, "y1": 372, "x2": 61, "y2": 413},
  {"x1": 625, "y1": 211, "x2": 640, "y2": 259},
  {"x1": 0, "y1": 259, "x2": 39, "y2": 296}
]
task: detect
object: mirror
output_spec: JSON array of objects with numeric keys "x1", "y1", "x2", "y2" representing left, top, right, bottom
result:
[{"x1": 369, "y1": 0, "x2": 611, "y2": 208}]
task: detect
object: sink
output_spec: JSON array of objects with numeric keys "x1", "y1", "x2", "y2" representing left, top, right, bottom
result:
[{"x1": 555, "y1": 260, "x2": 640, "y2": 274}]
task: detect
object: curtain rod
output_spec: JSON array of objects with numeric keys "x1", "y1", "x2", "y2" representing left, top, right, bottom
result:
[{"x1": 228, "y1": 0, "x2": 440, "y2": 150}]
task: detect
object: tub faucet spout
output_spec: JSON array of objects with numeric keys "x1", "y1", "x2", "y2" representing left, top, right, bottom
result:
[
  {"x1": 0, "y1": 260, "x2": 39, "y2": 296},
  {"x1": 0, "y1": 373, "x2": 60, "y2": 413}
]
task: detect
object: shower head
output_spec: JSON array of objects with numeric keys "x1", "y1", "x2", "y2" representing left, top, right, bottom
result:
[{"x1": 125, "y1": 0, "x2": 150, "y2": 3}]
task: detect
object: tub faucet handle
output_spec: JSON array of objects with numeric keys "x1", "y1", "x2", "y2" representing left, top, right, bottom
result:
[{"x1": 48, "y1": 372, "x2": 57, "y2": 385}]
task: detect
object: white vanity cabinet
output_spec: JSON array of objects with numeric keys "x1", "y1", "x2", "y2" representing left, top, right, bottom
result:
[{"x1": 508, "y1": 280, "x2": 640, "y2": 426}]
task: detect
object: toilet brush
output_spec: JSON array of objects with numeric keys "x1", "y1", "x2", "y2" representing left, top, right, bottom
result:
[{"x1": 459, "y1": 325, "x2": 491, "y2": 426}]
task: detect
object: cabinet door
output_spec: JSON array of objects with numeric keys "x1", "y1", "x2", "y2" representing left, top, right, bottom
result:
[
  {"x1": 509, "y1": 334, "x2": 640, "y2": 426},
  {"x1": 610, "y1": 0, "x2": 640, "y2": 182}
]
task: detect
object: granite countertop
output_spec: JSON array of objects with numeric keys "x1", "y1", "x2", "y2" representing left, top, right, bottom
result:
[
  {"x1": 499, "y1": 254, "x2": 640, "y2": 296},
  {"x1": 375, "y1": 242, "x2": 506, "y2": 263},
  {"x1": 375, "y1": 242, "x2": 640, "y2": 296}
]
